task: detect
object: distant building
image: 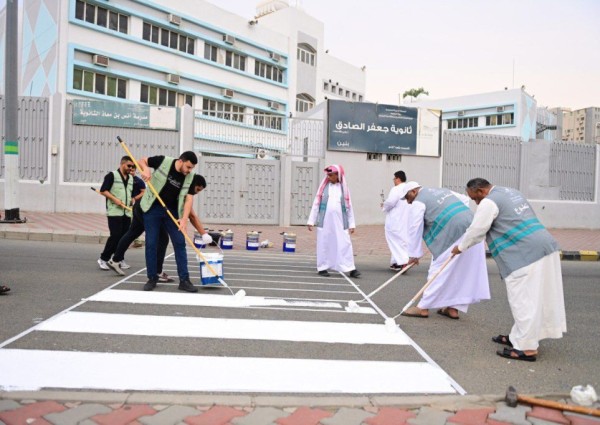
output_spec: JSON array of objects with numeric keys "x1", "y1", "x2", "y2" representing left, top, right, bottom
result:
[
  {"x1": 0, "y1": 0, "x2": 365, "y2": 154},
  {"x1": 410, "y1": 88, "x2": 554, "y2": 142},
  {"x1": 555, "y1": 107, "x2": 600, "y2": 144}
]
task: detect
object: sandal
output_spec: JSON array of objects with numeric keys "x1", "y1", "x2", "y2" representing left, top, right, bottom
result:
[
  {"x1": 400, "y1": 306, "x2": 429, "y2": 318},
  {"x1": 437, "y1": 308, "x2": 459, "y2": 320},
  {"x1": 492, "y1": 334, "x2": 513, "y2": 347},
  {"x1": 0, "y1": 285, "x2": 10, "y2": 295},
  {"x1": 496, "y1": 347, "x2": 536, "y2": 362}
]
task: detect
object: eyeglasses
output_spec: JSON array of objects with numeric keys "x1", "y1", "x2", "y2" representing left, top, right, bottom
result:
[{"x1": 126, "y1": 164, "x2": 136, "y2": 169}]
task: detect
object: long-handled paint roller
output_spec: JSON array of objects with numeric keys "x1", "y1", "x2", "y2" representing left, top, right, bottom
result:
[
  {"x1": 91, "y1": 186, "x2": 132, "y2": 211},
  {"x1": 116, "y1": 136, "x2": 245, "y2": 300},
  {"x1": 387, "y1": 254, "x2": 455, "y2": 323},
  {"x1": 347, "y1": 262, "x2": 414, "y2": 312}
]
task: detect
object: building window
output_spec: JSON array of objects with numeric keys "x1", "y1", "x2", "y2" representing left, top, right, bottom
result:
[
  {"x1": 142, "y1": 22, "x2": 194, "y2": 54},
  {"x1": 367, "y1": 153, "x2": 382, "y2": 161},
  {"x1": 202, "y1": 98, "x2": 244, "y2": 122},
  {"x1": 140, "y1": 84, "x2": 192, "y2": 107},
  {"x1": 448, "y1": 117, "x2": 479, "y2": 129},
  {"x1": 73, "y1": 68, "x2": 126, "y2": 98},
  {"x1": 323, "y1": 82, "x2": 329, "y2": 91},
  {"x1": 204, "y1": 43, "x2": 218, "y2": 62},
  {"x1": 75, "y1": 0, "x2": 128, "y2": 33},
  {"x1": 225, "y1": 51, "x2": 246, "y2": 71},
  {"x1": 254, "y1": 60, "x2": 283, "y2": 83},
  {"x1": 253, "y1": 111, "x2": 282, "y2": 130},
  {"x1": 297, "y1": 43, "x2": 316, "y2": 66},
  {"x1": 296, "y1": 93, "x2": 315, "y2": 113},
  {"x1": 485, "y1": 113, "x2": 514, "y2": 126}
]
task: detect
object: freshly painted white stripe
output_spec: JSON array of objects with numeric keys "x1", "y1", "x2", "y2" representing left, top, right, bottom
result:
[
  {"x1": 118, "y1": 282, "x2": 359, "y2": 295},
  {"x1": 38, "y1": 312, "x2": 410, "y2": 345},
  {"x1": 0, "y1": 349, "x2": 457, "y2": 394},
  {"x1": 88, "y1": 289, "x2": 355, "y2": 309}
]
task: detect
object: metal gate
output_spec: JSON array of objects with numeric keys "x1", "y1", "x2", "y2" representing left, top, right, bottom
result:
[
  {"x1": 198, "y1": 157, "x2": 280, "y2": 225},
  {"x1": 290, "y1": 161, "x2": 320, "y2": 225}
]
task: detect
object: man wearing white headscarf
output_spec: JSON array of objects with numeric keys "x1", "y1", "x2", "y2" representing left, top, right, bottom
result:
[
  {"x1": 402, "y1": 182, "x2": 490, "y2": 320},
  {"x1": 307, "y1": 164, "x2": 360, "y2": 278}
]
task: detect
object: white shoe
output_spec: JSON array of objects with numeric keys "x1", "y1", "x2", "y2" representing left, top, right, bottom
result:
[
  {"x1": 158, "y1": 272, "x2": 174, "y2": 283},
  {"x1": 97, "y1": 259, "x2": 109, "y2": 270},
  {"x1": 107, "y1": 259, "x2": 125, "y2": 275},
  {"x1": 120, "y1": 261, "x2": 131, "y2": 270}
]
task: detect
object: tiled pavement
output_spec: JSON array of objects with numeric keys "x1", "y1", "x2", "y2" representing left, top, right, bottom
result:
[
  {"x1": 2, "y1": 212, "x2": 600, "y2": 424},
  {"x1": 0, "y1": 394, "x2": 599, "y2": 425},
  {"x1": 1, "y1": 211, "x2": 600, "y2": 258}
]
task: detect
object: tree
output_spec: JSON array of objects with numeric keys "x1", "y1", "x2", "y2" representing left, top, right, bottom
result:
[{"x1": 402, "y1": 87, "x2": 429, "y2": 102}]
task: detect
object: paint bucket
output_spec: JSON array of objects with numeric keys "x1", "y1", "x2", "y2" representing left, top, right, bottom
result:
[
  {"x1": 246, "y1": 231, "x2": 259, "y2": 251},
  {"x1": 196, "y1": 253, "x2": 224, "y2": 285},
  {"x1": 283, "y1": 233, "x2": 296, "y2": 253},
  {"x1": 219, "y1": 231, "x2": 234, "y2": 250},
  {"x1": 193, "y1": 232, "x2": 205, "y2": 249}
]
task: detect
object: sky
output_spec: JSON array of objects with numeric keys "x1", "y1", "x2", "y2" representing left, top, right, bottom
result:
[{"x1": 208, "y1": 0, "x2": 600, "y2": 110}]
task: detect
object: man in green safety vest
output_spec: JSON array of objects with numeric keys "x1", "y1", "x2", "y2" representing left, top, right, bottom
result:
[{"x1": 97, "y1": 156, "x2": 136, "y2": 271}]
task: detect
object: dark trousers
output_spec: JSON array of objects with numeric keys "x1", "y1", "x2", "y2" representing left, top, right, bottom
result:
[
  {"x1": 100, "y1": 215, "x2": 131, "y2": 261},
  {"x1": 112, "y1": 204, "x2": 169, "y2": 273}
]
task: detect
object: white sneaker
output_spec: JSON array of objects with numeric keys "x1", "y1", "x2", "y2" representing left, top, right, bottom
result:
[
  {"x1": 107, "y1": 259, "x2": 125, "y2": 276},
  {"x1": 158, "y1": 272, "x2": 174, "y2": 283},
  {"x1": 97, "y1": 259, "x2": 109, "y2": 270},
  {"x1": 120, "y1": 261, "x2": 131, "y2": 270}
]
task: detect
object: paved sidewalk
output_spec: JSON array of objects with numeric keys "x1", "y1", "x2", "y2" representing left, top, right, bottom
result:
[
  {"x1": 1, "y1": 391, "x2": 599, "y2": 425},
  {"x1": 1, "y1": 211, "x2": 600, "y2": 258}
]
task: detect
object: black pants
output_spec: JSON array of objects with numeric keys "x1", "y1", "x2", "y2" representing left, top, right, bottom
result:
[
  {"x1": 100, "y1": 215, "x2": 131, "y2": 261},
  {"x1": 112, "y1": 203, "x2": 169, "y2": 274}
]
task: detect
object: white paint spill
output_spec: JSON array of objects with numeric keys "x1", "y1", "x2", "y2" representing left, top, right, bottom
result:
[
  {"x1": 0, "y1": 349, "x2": 457, "y2": 394},
  {"x1": 37, "y1": 311, "x2": 411, "y2": 345}
]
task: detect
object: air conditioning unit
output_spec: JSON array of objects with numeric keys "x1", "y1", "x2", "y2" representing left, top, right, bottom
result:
[
  {"x1": 221, "y1": 88, "x2": 234, "y2": 98},
  {"x1": 223, "y1": 34, "x2": 236, "y2": 45},
  {"x1": 168, "y1": 14, "x2": 182, "y2": 25},
  {"x1": 497, "y1": 106, "x2": 505, "y2": 112},
  {"x1": 267, "y1": 101, "x2": 280, "y2": 110},
  {"x1": 270, "y1": 52, "x2": 281, "y2": 62},
  {"x1": 457, "y1": 110, "x2": 465, "y2": 117},
  {"x1": 167, "y1": 74, "x2": 180, "y2": 85},
  {"x1": 92, "y1": 54, "x2": 110, "y2": 67}
]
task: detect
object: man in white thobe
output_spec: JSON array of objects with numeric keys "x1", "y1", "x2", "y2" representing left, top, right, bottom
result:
[
  {"x1": 452, "y1": 178, "x2": 566, "y2": 362},
  {"x1": 382, "y1": 170, "x2": 411, "y2": 271},
  {"x1": 307, "y1": 164, "x2": 360, "y2": 278},
  {"x1": 401, "y1": 182, "x2": 490, "y2": 319}
]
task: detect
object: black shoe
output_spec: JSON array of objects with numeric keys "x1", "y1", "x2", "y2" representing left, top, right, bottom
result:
[
  {"x1": 178, "y1": 279, "x2": 198, "y2": 293},
  {"x1": 349, "y1": 269, "x2": 361, "y2": 278},
  {"x1": 143, "y1": 278, "x2": 158, "y2": 291},
  {"x1": 318, "y1": 270, "x2": 330, "y2": 277}
]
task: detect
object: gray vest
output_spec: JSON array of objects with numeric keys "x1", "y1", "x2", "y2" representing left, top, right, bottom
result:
[
  {"x1": 486, "y1": 186, "x2": 559, "y2": 279},
  {"x1": 415, "y1": 188, "x2": 472, "y2": 258}
]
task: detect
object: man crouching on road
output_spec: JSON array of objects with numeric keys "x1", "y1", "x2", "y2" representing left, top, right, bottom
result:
[
  {"x1": 452, "y1": 178, "x2": 566, "y2": 362},
  {"x1": 137, "y1": 151, "x2": 199, "y2": 293}
]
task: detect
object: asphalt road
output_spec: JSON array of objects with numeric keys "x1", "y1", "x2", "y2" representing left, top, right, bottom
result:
[{"x1": 0, "y1": 239, "x2": 598, "y2": 395}]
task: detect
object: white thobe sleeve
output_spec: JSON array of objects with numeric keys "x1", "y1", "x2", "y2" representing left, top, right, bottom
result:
[
  {"x1": 382, "y1": 186, "x2": 401, "y2": 213},
  {"x1": 458, "y1": 198, "x2": 499, "y2": 252},
  {"x1": 407, "y1": 200, "x2": 425, "y2": 258},
  {"x1": 306, "y1": 194, "x2": 320, "y2": 226},
  {"x1": 347, "y1": 203, "x2": 356, "y2": 228}
]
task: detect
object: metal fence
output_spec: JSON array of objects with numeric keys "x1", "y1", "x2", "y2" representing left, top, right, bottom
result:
[
  {"x1": 64, "y1": 100, "x2": 180, "y2": 183},
  {"x1": 193, "y1": 112, "x2": 325, "y2": 158},
  {"x1": 549, "y1": 141, "x2": 596, "y2": 201},
  {"x1": 442, "y1": 131, "x2": 522, "y2": 193},
  {"x1": 0, "y1": 96, "x2": 49, "y2": 180}
]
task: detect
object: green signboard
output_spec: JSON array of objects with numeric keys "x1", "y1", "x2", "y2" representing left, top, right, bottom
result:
[{"x1": 72, "y1": 100, "x2": 178, "y2": 130}]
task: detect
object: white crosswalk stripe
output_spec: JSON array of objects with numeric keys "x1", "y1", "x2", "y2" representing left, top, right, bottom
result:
[{"x1": 0, "y1": 251, "x2": 464, "y2": 394}]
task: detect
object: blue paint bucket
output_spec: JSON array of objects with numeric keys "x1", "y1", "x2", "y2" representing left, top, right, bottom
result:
[
  {"x1": 197, "y1": 253, "x2": 224, "y2": 285},
  {"x1": 283, "y1": 233, "x2": 296, "y2": 253},
  {"x1": 193, "y1": 232, "x2": 206, "y2": 249},
  {"x1": 220, "y1": 231, "x2": 234, "y2": 250},
  {"x1": 246, "y1": 232, "x2": 259, "y2": 251}
]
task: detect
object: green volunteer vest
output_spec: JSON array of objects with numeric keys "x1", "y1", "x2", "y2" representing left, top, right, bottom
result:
[
  {"x1": 106, "y1": 170, "x2": 133, "y2": 218},
  {"x1": 140, "y1": 157, "x2": 194, "y2": 218}
]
